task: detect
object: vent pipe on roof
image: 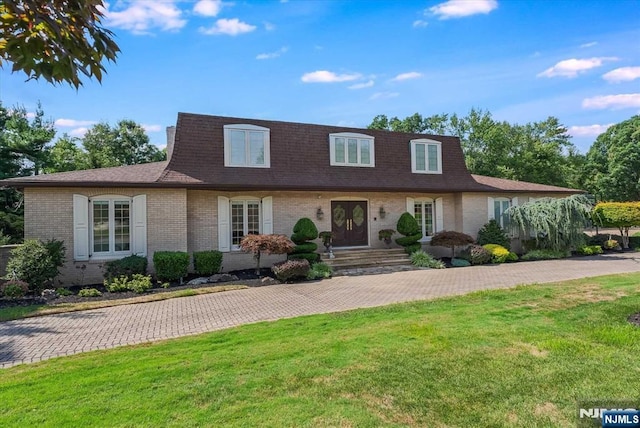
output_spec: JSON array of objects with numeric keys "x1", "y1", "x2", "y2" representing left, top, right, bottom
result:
[{"x1": 166, "y1": 126, "x2": 176, "y2": 161}]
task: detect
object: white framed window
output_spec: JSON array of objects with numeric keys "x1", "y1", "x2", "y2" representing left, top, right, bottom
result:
[
  {"x1": 73, "y1": 194, "x2": 147, "y2": 261},
  {"x1": 230, "y1": 199, "x2": 261, "y2": 250},
  {"x1": 410, "y1": 139, "x2": 442, "y2": 174},
  {"x1": 217, "y1": 196, "x2": 273, "y2": 252},
  {"x1": 224, "y1": 124, "x2": 270, "y2": 168},
  {"x1": 414, "y1": 200, "x2": 434, "y2": 239},
  {"x1": 489, "y1": 197, "x2": 515, "y2": 229},
  {"x1": 329, "y1": 132, "x2": 375, "y2": 167}
]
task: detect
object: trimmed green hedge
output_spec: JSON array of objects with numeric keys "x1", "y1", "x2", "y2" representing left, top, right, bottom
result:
[
  {"x1": 104, "y1": 255, "x2": 147, "y2": 283},
  {"x1": 193, "y1": 251, "x2": 223, "y2": 276},
  {"x1": 153, "y1": 251, "x2": 189, "y2": 282}
]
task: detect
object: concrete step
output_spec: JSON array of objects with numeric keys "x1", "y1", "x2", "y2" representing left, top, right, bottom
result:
[{"x1": 320, "y1": 248, "x2": 412, "y2": 271}]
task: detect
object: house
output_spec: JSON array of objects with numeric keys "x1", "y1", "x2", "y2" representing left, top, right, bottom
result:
[{"x1": 1, "y1": 113, "x2": 580, "y2": 284}]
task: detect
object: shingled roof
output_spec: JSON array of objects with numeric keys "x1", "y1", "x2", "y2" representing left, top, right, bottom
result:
[{"x1": 0, "y1": 113, "x2": 581, "y2": 194}]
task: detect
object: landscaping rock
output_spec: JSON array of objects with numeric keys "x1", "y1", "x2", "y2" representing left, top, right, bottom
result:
[
  {"x1": 260, "y1": 277, "x2": 279, "y2": 286},
  {"x1": 208, "y1": 273, "x2": 239, "y2": 283},
  {"x1": 41, "y1": 289, "x2": 58, "y2": 301},
  {"x1": 186, "y1": 277, "x2": 210, "y2": 286}
]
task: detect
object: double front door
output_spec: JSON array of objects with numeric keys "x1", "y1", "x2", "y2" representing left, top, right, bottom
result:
[{"x1": 331, "y1": 201, "x2": 368, "y2": 247}]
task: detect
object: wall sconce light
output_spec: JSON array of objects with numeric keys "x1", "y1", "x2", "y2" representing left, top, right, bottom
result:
[
  {"x1": 316, "y1": 207, "x2": 324, "y2": 221},
  {"x1": 379, "y1": 206, "x2": 386, "y2": 219}
]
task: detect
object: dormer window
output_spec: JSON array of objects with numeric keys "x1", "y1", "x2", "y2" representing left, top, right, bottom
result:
[
  {"x1": 411, "y1": 139, "x2": 442, "y2": 174},
  {"x1": 224, "y1": 124, "x2": 270, "y2": 168},
  {"x1": 329, "y1": 133, "x2": 375, "y2": 167}
]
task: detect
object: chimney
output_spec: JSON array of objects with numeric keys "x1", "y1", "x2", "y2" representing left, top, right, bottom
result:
[{"x1": 166, "y1": 126, "x2": 176, "y2": 161}]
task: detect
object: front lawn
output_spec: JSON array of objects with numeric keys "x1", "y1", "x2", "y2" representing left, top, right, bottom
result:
[{"x1": 1, "y1": 273, "x2": 639, "y2": 427}]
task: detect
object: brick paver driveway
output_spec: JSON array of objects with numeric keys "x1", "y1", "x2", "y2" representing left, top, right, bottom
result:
[{"x1": 1, "y1": 253, "x2": 639, "y2": 368}]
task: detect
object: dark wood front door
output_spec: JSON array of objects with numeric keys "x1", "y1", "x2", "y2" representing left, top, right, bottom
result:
[{"x1": 331, "y1": 201, "x2": 368, "y2": 247}]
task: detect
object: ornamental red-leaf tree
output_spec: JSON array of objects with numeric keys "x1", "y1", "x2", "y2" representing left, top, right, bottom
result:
[{"x1": 239, "y1": 234, "x2": 296, "y2": 276}]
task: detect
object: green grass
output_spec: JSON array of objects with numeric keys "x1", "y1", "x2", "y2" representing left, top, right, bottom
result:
[{"x1": 1, "y1": 273, "x2": 640, "y2": 427}]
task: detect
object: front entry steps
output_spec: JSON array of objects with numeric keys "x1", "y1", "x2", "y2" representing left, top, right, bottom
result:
[{"x1": 321, "y1": 248, "x2": 413, "y2": 275}]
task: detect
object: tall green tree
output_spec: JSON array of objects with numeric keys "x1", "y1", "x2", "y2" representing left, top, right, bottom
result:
[
  {"x1": 368, "y1": 109, "x2": 583, "y2": 188},
  {"x1": 82, "y1": 120, "x2": 166, "y2": 168},
  {"x1": 44, "y1": 134, "x2": 89, "y2": 173},
  {"x1": 583, "y1": 115, "x2": 640, "y2": 201},
  {"x1": 0, "y1": 0, "x2": 119, "y2": 88}
]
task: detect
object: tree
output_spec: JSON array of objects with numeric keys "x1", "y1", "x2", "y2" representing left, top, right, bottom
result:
[
  {"x1": 83, "y1": 120, "x2": 166, "y2": 168},
  {"x1": 44, "y1": 134, "x2": 89, "y2": 173},
  {"x1": 583, "y1": 115, "x2": 640, "y2": 202},
  {"x1": 508, "y1": 195, "x2": 593, "y2": 251},
  {"x1": 368, "y1": 109, "x2": 584, "y2": 188},
  {"x1": 0, "y1": 0, "x2": 120, "y2": 88},
  {"x1": 240, "y1": 234, "x2": 295, "y2": 275},
  {"x1": 593, "y1": 202, "x2": 640, "y2": 249},
  {"x1": 430, "y1": 231, "x2": 475, "y2": 258}
]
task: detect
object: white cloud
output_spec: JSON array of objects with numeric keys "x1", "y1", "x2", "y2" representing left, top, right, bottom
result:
[
  {"x1": 429, "y1": 0, "x2": 497, "y2": 19},
  {"x1": 142, "y1": 124, "x2": 162, "y2": 132},
  {"x1": 70, "y1": 127, "x2": 90, "y2": 138},
  {"x1": 55, "y1": 118, "x2": 97, "y2": 127},
  {"x1": 256, "y1": 46, "x2": 288, "y2": 60},
  {"x1": 348, "y1": 80, "x2": 375, "y2": 90},
  {"x1": 369, "y1": 92, "x2": 399, "y2": 100},
  {"x1": 580, "y1": 41, "x2": 597, "y2": 48},
  {"x1": 199, "y1": 18, "x2": 256, "y2": 36},
  {"x1": 413, "y1": 20, "x2": 428, "y2": 28},
  {"x1": 193, "y1": 0, "x2": 222, "y2": 17},
  {"x1": 301, "y1": 70, "x2": 362, "y2": 83},
  {"x1": 602, "y1": 66, "x2": 640, "y2": 83},
  {"x1": 568, "y1": 124, "x2": 613, "y2": 137},
  {"x1": 582, "y1": 93, "x2": 640, "y2": 110},
  {"x1": 537, "y1": 57, "x2": 618, "y2": 78},
  {"x1": 105, "y1": 1, "x2": 186, "y2": 34},
  {"x1": 391, "y1": 71, "x2": 422, "y2": 81},
  {"x1": 26, "y1": 112, "x2": 36, "y2": 119}
]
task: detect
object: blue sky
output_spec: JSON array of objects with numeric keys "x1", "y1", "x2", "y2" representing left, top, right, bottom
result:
[{"x1": 1, "y1": 0, "x2": 639, "y2": 153}]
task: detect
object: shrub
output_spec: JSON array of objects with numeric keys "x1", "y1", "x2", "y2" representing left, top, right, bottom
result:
[
  {"x1": 477, "y1": 220, "x2": 510, "y2": 249},
  {"x1": 593, "y1": 202, "x2": 640, "y2": 248},
  {"x1": 78, "y1": 288, "x2": 102, "y2": 297},
  {"x1": 104, "y1": 255, "x2": 147, "y2": 283},
  {"x1": 153, "y1": 251, "x2": 189, "y2": 282},
  {"x1": 4, "y1": 239, "x2": 63, "y2": 293},
  {"x1": 451, "y1": 258, "x2": 471, "y2": 267},
  {"x1": 460, "y1": 244, "x2": 492, "y2": 265},
  {"x1": 430, "y1": 231, "x2": 475, "y2": 258},
  {"x1": 0, "y1": 234, "x2": 11, "y2": 245},
  {"x1": 507, "y1": 252, "x2": 519, "y2": 262},
  {"x1": 576, "y1": 245, "x2": 604, "y2": 256},
  {"x1": 105, "y1": 274, "x2": 153, "y2": 293},
  {"x1": 272, "y1": 259, "x2": 310, "y2": 282},
  {"x1": 193, "y1": 250, "x2": 223, "y2": 275},
  {"x1": 603, "y1": 239, "x2": 620, "y2": 250},
  {"x1": 307, "y1": 262, "x2": 333, "y2": 280},
  {"x1": 395, "y1": 212, "x2": 422, "y2": 254},
  {"x1": 410, "y1": 250, "x2": 445, "y2": 269},
  {"x1": 521, "y1": 249, "x2": 569, "y2": 261},
  {"x1": 288, "y1": 253, "x2": 320, "y2": 264},
  {"x1": 56, "y1": 287, "x2": 73, "y2": 296},
  {"x1": 290, "y1": 218, "x2": 319, "y2": 263},
  {"x1": 240, "y1": 234, "x2": 296, "y2": 275},
  {"x1": 482, "y1": 244, "x2": 511, "y2": 263},
  {"x1": 1, "y1": 280, "x2": 29, "y2": 298},
  {"x1": 44, "y1": 239, "x2": 66, "y2": 274}
]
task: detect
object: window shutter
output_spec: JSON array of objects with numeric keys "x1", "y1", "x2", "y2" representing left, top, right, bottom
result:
[
  {"x1": 218, "y1": 196, "x2": 230, "y2": 252},
  {"x1": 487, "y1": 197, "x2": 495, "y2": 221},
  {"x1": 406, "y1": 197, "x2": 415, "y2": 215},
  {"x1": 132, "y1": 195, "x2": 147, "y2": 257},
  {"x1": 262, "y1": 196, "x2": 273, "y2": 234},
  {"x1": 73, "y1": 194, "x2": 89, "y2": 261},
  {"x1": 435, "y1": 197, "x2": 444, "y2": 232}
]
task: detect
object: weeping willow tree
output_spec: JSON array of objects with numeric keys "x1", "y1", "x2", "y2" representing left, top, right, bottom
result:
[{"x1": 507, "y1": 194, "x2": 593, "y2": 251}]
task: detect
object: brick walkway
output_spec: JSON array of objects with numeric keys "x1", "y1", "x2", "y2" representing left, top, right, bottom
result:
[{"x1": 1, "y1": 253, "x2": 639, "y2": 368}]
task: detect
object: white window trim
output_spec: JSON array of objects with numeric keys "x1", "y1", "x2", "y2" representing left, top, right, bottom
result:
[
  {"x1": 414, "y1": 198, "x2": 435, "y2": 242},
  {"x1": 230, "y1": 196, "x2": 262, "y2": 251},
  {"x1": 329, "y1": 132, "x2": 375, "y2": 167},
  {"x1": 89, "y1": 195, "x2": 133, "y2": 259},
  {"x1": 490, "y1": 197, "x2": 512, "y2": 229},
  {"x1": 410, "y1": 139, "x2": 442, "y2": 174},
  {"x1": 224, "y1": 124, "x2": 271, "y2": 168}
]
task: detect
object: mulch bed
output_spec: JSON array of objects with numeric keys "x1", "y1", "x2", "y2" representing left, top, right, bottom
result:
[{"x1": 0, "y1": 268, "x2": 277, "y2": 309}]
